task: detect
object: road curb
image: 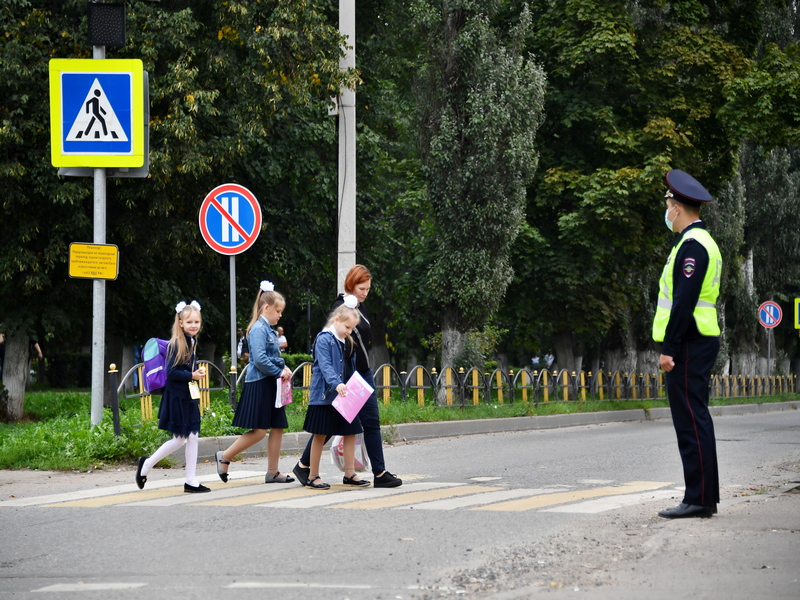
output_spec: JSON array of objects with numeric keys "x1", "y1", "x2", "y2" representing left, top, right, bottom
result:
[{"x1": 174, "y1": 400, "x2": 799, "y2": 464}]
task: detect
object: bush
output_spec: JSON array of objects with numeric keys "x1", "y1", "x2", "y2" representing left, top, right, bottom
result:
[{"x1": 284, "y1": 353, "x2": 313, "y2": 370}]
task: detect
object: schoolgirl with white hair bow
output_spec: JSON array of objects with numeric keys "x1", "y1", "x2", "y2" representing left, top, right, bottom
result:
[
  {"x1": 136, "y1": 300, "x2": 209, "y2": 493},
  {"x1": 215, "y1": 280, "x2": 294, "y2": 484}
]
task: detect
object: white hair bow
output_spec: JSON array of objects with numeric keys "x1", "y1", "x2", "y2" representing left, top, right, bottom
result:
[
  {"x1": 260, "y1": 280, "x2": 275, "y2": 292},
  {"x1": 176, "y1": 300, "x2": 202, "y2": 313},
  {"x1": 343, "y1": 294, "x2": 359, "y2": 309}
]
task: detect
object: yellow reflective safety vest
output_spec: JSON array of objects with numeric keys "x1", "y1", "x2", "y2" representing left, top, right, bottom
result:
[{"x1": 652, "y1": 227, "x2": 722, "y2": 342}]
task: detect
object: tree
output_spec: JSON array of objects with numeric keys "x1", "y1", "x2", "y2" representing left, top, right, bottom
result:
[
  {"x1": 501, "y1": 0, "x2": 766, "y2": 372},
  {"x1": 0, "y1": 0, "x2": 353, "y2": 420},
  {"x1": 414, "y1": 1, "x2": 546, "y2": 373}
]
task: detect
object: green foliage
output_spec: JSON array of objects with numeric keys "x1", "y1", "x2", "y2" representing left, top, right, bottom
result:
[
  {"x1": 424, "y1": 325, "x2": 508, "y2": 369},
  {"x1": 283, "y1": 353, "x2": 313, "y2": 371},
  {"x1": 721, "y1": 44, "x2": 800, "y2": 148},
  {"x1": 2, "y1": 0, "x2": 800, "y2": 381},
  {"x1": 501, "y1": 0, "x2": 800, "y2": 366},
  {"x1": 0, "y1": 0, "x2": 355, "y2": 383},
  {"x1": 22, "y1": 390, "x2": 90, "y2": 421},
  {"x1": 415, "y1": 1, "x2": 546, "y2": 330}
]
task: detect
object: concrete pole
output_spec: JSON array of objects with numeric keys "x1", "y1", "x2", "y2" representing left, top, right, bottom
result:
[
  {"x1": 90, "y1": 45, "x2": 107, "y2": 426},
  {"x1": 336, "y1": 0, "x2": 356, "y2": 293}
]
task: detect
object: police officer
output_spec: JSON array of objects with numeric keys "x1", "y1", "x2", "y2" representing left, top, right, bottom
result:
[{"x1": 653, "y1": 170, "x2": 722, "y2": 519}]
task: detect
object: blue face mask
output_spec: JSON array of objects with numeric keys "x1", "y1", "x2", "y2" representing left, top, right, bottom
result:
[{"x1": 664, "y1": 206, "x2": 676, "y2": 232}]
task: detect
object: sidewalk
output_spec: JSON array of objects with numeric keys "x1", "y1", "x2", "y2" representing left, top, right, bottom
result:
[{"x1": 178, "y1": 399, "x2": 800, "y2": 464}]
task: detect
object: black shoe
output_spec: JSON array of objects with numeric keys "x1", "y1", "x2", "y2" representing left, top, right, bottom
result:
[
  {"x1": 184, "y1": 483, "x2": 211, "y2": 494},
  {"x1": 215, "y1": 450, "x2": 229, "y2": 483},
  {"x1": 373, "y1": 471, "x2": 402, "y2": 488},
  {"x1": 293, "y1": 462, "x2": 310, "y2": 487},
  {"x1": 343, "y1": 475, "x2": 371, "y2": 487},
  {"x1": 264, "y1": 472, "x2": 295, "y2": 483},
  {"x1": 135, "y1": 457, "x2": 147, "y2": 490},
  {"x1": 658, "y1": 502, "x2": 714, "y2": 519}
]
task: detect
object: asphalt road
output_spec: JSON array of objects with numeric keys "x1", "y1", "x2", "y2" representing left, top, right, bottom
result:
[{"x1": 1, "y1": 408, "x2": 799, "y2": 599}]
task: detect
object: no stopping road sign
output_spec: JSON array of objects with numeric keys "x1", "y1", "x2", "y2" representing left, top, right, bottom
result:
[
  {"x1": 199, "y1": 184, "x2": 262, "y2": 255},
  {"x1": 758, "y1": 301, "x2": 782, "y2": 329}
]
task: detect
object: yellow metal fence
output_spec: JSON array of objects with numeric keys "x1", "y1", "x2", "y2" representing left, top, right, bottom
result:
[{"x1": 114, "y1": 362, "x2": 799, "y2": 421}]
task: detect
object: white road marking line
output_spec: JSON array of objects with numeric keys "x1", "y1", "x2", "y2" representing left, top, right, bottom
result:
[
  {"x1": 121, "y1": 479, "x2": 270, "y2": 506},
  {"x1": 262, "y1": 482, "x2": 459, "y2": 508},
  {"x1": 32, "y1": 583, "x2": 147, "y2": 592},
  {"x1": 395, "y1": 487, "x2": 562, "y2": 510},
  {"x1": 542, "y1": 489, "x2": 679, "y2": 513},
  {"x1": 2, "y1": 472, "x2": 264, "y2": 507},
  {"x1": 227, "y1": 582, "x2": 373, "y2": 589}
]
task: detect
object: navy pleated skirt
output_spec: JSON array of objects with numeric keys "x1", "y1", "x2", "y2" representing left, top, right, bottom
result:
[
  {"x1": 303, "y1": 404, "x2": 363, "y2": 436},
  {"x1": 157, "y1": 391, "x2": 201, "y2": 438},
  {"x1": 232, "y1": 377, "x2": 288, "y2": 430}
]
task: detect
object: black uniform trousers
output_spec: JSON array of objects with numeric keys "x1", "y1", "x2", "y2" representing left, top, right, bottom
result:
[{"x1": 664, "y1": 335, "x2": 720, "y2": 507}]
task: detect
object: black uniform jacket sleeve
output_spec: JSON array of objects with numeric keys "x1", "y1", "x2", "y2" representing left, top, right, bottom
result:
[{"x1": 661, "y1": 222, "x2": 710, "y2": 359}]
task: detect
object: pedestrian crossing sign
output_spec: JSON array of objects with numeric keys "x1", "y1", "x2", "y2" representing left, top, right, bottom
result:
[
  {"x1": 795, "y1": 297, "x2": 800, "y2": 329},
  {"x1": 49, "y1": 59, "x2": 145, "y2": 168}
]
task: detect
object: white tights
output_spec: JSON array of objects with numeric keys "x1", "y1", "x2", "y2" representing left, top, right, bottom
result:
[{"x1": 141, "y1": 433, "x2": 200, "y2": 487}]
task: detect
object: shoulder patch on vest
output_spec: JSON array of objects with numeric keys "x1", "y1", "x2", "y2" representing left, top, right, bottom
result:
[{"x1": 683, "y1": 258, "x2": 696, "y2": 277}]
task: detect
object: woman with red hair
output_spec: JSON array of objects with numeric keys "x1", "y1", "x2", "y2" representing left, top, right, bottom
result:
[{"x1": 293, "y1": 265, "x2": 403, "y2": 488}]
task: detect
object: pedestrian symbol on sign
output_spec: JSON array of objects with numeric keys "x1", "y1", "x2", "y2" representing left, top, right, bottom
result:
[{"x1": 65, "y1": 79, "x2": 128, "y2": 142}]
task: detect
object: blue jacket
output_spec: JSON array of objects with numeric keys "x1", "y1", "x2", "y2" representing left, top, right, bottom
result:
[
  {"x1": 309, "y1": 330, "x2": 355, "y2": 406},
  {"x1": 245, "y1": 316, "x2": 285, "y2": 383}
]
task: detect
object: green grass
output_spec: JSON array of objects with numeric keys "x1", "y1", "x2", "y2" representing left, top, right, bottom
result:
[{"x1": 0, "y1": 388, "x2": 797, "y2": 471}]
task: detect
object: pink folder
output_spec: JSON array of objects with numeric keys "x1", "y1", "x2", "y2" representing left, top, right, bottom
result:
[{"x1": 332, "y1": 371, "x2": 375, "y2": 423}]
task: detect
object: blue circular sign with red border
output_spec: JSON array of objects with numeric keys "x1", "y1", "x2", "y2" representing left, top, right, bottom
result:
[
  {"x1": 758, "y1": 301, "x2": 782, "y2": 329},
  {"x1": 199, "y1": 184, "x2": 261, "y2": 255}
]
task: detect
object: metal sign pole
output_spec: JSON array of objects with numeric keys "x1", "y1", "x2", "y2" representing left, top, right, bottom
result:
[
  {"x1": 230, "y1": 255, "x2": 238, "y2": 408},
  {"x1": 90, "y1": 44, "x2": 106, "y2": 427},
  {"x1": 768, "y1": 329, "x2": 772, "y2": 374}
]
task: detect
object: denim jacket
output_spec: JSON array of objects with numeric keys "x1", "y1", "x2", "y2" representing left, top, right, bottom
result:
[
  {"x1": 244, "y1": 316, "x2": 285, "y2": 383},
  {"x1": 308, "y1": 330, "x2": 355, "y2": 406}
]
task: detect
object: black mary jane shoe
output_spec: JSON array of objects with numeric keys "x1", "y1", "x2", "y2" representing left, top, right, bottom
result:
[
  {"x1": 215, "y1": 450, "x2": 230, "y2": 483},
  {"x1": 184, "y1": 483, "x2": 211, "y2": 494},
  {"x1": 135, "y1": 457, "x2": 147, "y2": 490},
  {"x1": 343, "y1": 474, "x2": 371, "y2": 487},
  {"x1": 658, "y1": 502, "x2": 714, "y2": 519},
  {"x1": 307, "y1": 476, "x2": 330, "y2": 490}
]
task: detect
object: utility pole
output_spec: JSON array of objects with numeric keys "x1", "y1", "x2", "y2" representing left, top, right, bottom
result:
[{"x1": 336, "y1": 0, "x2": 356, "y2": 293}]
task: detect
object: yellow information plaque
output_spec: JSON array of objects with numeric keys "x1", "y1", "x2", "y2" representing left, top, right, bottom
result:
[{"x1": 69, "y1": 243, "x2": 120, "y2": 280}]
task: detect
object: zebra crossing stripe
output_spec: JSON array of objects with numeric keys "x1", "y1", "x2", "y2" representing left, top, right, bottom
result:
[
  {"x1": 41, "y1": 479, "x2": 231, "y2": 508},
  {"x1": 33, "y1": 583, "x2": 147, "y2": 592},
  {"x1": 394, "y1": 487, "x2": 563, "y2": 511},
  {"x1": 119, "y1": 477, "x2": 266, "y2": 507},
  {"x1": 262, "y1": 482, "x2": 460, "y2": 509},
  {"x1": 192, "y1": 485, "x2": 315, "y2": 507},
  {"x1": 2, "y1": 471, "x2": 265, "y2": 507},
  {"x1": 330, "y1": 484, "x2": 502, "y2": 510},
  {"x1": 470, "y1": 481, "x2": 672, "y2": 512},
  {"x1": 542, "y1": 489, "x2": 679, "y2": 513}
]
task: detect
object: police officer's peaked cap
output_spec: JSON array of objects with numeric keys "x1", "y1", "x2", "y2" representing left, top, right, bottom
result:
[{"x1": 665, "y1": 169, "x2": 713, "y2": 205}]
